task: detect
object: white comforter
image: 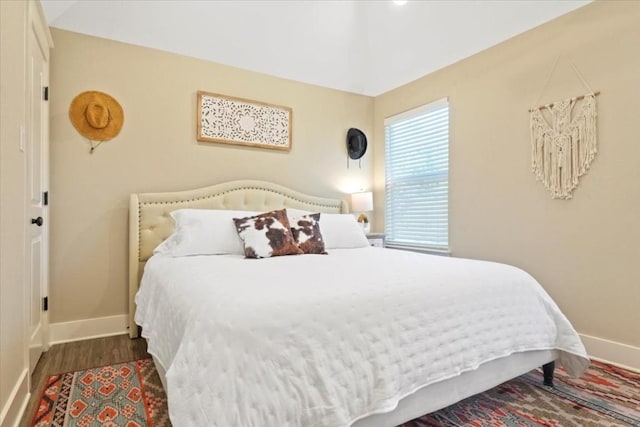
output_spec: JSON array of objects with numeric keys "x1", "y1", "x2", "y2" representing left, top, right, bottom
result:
[{"x1": 135, "y1": 247, "x2": 588, "y2": 427}]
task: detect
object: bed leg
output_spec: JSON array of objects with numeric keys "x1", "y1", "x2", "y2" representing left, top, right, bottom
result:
[{"x1": 542, "y1": 361, "x2": 555, "y2": 387}]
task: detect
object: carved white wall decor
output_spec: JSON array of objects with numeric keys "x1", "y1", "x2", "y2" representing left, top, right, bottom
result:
[{"x1": 197, "y1": 91, "x2": 292, "y2": 151}]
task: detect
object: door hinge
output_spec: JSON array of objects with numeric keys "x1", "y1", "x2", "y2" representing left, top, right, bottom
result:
[
  {"x1": 43, "y1": 191, "x2": 49, "y2": 206},
  {"x1": 43, "y1": 296, "x2": 48, "y2": 312},
  {"x1": 43, "y1": 86, "x2": 49, "y2": 101}
]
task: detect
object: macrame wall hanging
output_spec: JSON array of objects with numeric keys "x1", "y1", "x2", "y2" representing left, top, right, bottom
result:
[{"x1": 529, "y1": 56, "x2": 599, "y2": 199}]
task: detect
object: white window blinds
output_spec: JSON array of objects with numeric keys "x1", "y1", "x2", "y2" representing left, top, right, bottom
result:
[{"x1": 384, "y1": 98, "x2": 449, "y2": 251}]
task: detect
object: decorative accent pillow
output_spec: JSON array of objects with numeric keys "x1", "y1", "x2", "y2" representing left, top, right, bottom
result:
[
  {"x1": 233, "y1": 209, "x2": 303, "y2": 259},
  {"x1": 153, "y1": 209, "x2": 258, "y2": 257},
  {"x1": 289, "y1": 213, "x2": 327, "y2": 254},
  {"x1": 318, "y1": 214, "x2": 370, "y2": 249}
]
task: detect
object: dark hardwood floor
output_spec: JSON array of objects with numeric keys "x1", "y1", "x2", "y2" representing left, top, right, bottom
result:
[{"x1": 19, "y1": 334, "x2": 149, "y2": 427}]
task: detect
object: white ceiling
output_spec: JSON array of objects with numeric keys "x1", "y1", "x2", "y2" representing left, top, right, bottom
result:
[{"x1": 41, "y1": 0, "x2": 590, "y2": 96}]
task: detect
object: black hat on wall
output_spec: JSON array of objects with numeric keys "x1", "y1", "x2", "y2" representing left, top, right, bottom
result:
[{"x1": 347, "y1": 128, "x2": 368, "y2": 160}]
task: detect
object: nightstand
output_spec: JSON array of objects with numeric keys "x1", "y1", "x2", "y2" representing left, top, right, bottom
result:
[{"x1": 366, "y1": 233, "x2": 385, "y2": 248}]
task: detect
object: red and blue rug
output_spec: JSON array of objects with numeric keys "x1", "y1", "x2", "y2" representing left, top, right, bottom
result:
[
  {"x1": 31, "y1": 358, "x2": 167, "y2": 427},
  {"x1": 32, "y1": 359, "x2": 639, "y2": 427},
  {"x1": 403, "y1": 360, "x2": 640, "y2": 426}
]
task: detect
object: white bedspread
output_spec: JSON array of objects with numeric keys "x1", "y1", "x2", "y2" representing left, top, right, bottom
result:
[{"x1": 135, "y1": 247, "x2": 588, "y2": 427}]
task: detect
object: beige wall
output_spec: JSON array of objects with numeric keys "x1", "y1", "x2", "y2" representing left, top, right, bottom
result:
[
  {"x1": 49, "y1": 29, "x2": 373, "y2": 324},
  {"x1": 374, "y1": 1, "x2": 640, "y2": 348}
]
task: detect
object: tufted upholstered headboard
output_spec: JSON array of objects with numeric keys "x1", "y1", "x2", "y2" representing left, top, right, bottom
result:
[{"x1": 128, "y1": 180, "x2": 347, "y2": 337}]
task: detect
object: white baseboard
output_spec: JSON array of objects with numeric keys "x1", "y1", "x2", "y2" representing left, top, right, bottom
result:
[
  {"x1": 49, "y1": 314, "x2": 128, "y2": 345},
  {"x1": 580, "y1": 333, "x2": 640, "y2": 373},
  {"x1": 0, "y1": 369, "x2": 29, "y2": 427}
]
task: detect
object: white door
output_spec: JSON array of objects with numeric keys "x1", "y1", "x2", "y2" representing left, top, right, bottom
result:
[{"x1": 27, "y1": 17, "x2": 49, "y2": 372}]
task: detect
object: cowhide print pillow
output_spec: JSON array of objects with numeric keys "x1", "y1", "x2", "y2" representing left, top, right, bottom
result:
[
  {"x1": 290, "y1": 213, "x2": 327, "y2": 254},
  {"x1": 233, "y1": 209, "x2": 303, "y2": 259}
]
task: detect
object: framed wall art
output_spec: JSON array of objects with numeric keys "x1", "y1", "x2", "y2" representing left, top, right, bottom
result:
[{"x1": 197, "y1": 91, "x2": 292, "y2": 151}]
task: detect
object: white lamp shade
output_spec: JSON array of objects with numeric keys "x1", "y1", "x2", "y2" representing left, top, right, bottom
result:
[{"x1": 351, "y1": 191, "x2": 373, "y2": 212}]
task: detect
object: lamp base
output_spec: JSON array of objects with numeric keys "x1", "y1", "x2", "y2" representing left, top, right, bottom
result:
[{"x1": 357, "y1": 214, "x2": 370, "y2": 233}]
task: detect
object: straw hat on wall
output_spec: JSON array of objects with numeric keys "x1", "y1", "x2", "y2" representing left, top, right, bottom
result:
[{"x1": 69, "y1": 91, "x2": 124, "y2": 141}]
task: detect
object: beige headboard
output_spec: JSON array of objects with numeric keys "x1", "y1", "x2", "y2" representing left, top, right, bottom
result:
[{"x1": 128, "y1": 180, "x2": 347, "y2": 337}]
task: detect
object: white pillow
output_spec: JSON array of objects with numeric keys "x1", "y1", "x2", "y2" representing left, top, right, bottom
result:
[
  {"x1": 318, "y1": 214, "x2": 370, "y2": 249},
  {"x1": 154, "y1": 209, "x2": 258, "y2": 256},
  {"x1": 286, "y1": 208, "x2": 312, "y2": 220}
]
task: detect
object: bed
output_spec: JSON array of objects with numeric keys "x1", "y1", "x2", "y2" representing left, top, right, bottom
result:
[{"x1": 129, "y1": 180, "x2": 589, "y2": 427}]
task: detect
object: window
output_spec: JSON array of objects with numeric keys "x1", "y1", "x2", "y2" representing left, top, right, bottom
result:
[{"x1": 384, "y1": 98, "x2": 449, "y2": 251}]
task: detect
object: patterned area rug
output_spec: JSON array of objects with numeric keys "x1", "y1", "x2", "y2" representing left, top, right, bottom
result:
[
  {"x1": 31, "y1": 359, "x2": 639, "y2": 427},
  {"x1": 403, "y1": 361, "x2": 640, "y2": 427},
  {"x1": 31, "y1": 359, "x2": 168, "y2": 427}
]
